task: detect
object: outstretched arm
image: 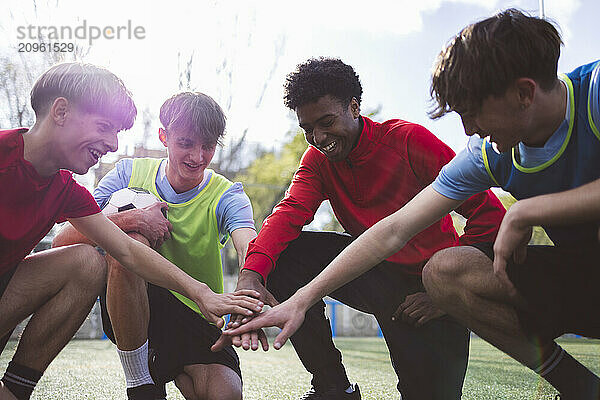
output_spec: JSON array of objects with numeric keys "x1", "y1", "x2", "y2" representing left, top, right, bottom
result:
[
  {"x1": 225, "y1": 186, "x2": 462, "y2": 348},
  {"x1": 503, "y1": 178, "x2": 600, "y2": 227},
  {"x1": 68, "y1": 213, "x2": 263, "y2": 328}
]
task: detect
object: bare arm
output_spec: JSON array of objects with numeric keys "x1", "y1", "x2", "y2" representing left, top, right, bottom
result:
[
  {"x1": 230, "y1": 228, "x2": 257, "y2": 269},
  {"x1": 225, "y1": 186, "x2": 462, "y2": 347},
  {"x1": 53, "y1": 203, "x2": 172, "y2": 249},
  {"x1": 505, "y1": 178, "x2": 600, "y2": 228},
  {"x1": 68, "y1": 213, "x2": 263, "y2": 327}
]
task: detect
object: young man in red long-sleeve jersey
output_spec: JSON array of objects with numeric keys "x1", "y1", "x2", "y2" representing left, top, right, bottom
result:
[{"x1": 215, "y1": 57, "x2": 506, "y2": 400}]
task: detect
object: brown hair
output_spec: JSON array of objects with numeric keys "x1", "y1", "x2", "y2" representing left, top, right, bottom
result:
[
  {"x1": 429, "y1": 8, "x2": 562, "y2": 119},
  {"x1": 159, "y1": 92, "x2": 226, "y2": 146},
  {"x1": 31, "y1": 63, "x2": 136, "y2": 130}
]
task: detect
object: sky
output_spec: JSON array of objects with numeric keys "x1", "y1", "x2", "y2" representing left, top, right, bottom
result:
[{"x1": 1, "y1": 0, "x2": 598, "y2": 161}]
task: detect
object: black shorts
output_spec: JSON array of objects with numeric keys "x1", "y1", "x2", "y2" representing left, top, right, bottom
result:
[
  {"x1": 472, "y1": 242, "x2": 600, "y2": 341},
  {"x1": 100, "y1": 284, "x2": 241, "y2": 385}
]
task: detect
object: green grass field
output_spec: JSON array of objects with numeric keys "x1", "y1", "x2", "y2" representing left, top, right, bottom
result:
[{"x1": 1, "y1": 337, "x2": 598, "y2": 399}]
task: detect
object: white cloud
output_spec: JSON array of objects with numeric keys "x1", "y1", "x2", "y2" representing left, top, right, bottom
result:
[
  {"x1": 249, "y1": 0, "x2": 505, "y2": 36},
  {"x1": 540, "y1": 0, "x2": 581, "y2": 41}
]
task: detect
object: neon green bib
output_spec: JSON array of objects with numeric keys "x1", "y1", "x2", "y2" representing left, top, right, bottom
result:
[{"x1": 129, "y1": 158, "x2": 232, "y2": 317}]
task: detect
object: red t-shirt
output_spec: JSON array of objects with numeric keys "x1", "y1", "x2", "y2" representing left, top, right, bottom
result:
[
  {"x1": 0, "y1": 129, "x2": 100, "y2": 275},
  {"x1": 244, "y1": 117, "x2": 506, "y2": 281}
]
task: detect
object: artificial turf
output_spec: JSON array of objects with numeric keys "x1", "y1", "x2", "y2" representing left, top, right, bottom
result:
[{"x1": 1, "y1": 336, "x2": 598, "y2": 399}]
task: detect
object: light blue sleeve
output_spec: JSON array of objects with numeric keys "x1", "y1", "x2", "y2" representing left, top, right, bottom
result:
[
  {"x1": 431, "y1": 136, "x2": 497, "y2": 201},
  {"x1": 215, "y1": 182, "x2": 256, "y2": 236},
  {"x1": 591, "y1": 61, "x2": 600, "y2": 131},
  {"x1": 93, "y1": 158, "x2": 134, "y2": 209}
]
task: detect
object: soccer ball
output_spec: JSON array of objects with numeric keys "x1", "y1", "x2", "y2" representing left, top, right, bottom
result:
[{"x1": 102, "y1": 187, "x2": 162, "y2": 215}]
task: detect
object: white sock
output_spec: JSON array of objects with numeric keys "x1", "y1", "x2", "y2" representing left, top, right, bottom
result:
[{"x1": 117, "y1": 340, "x2": 155, "y2": 388}]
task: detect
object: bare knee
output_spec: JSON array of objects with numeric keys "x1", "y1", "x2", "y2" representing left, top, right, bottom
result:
[
  {"x1": 426, "y1": 245, "x2": 495, "y2": 301},
  {"x1": 68, "y1": 244, "x2": 107, "y2": 294},
  {"x1": 107, "y1": 257, "x2": 140, "y2": 286},
  {"x1": 206, "y1": 368, "x2": 242, "y2": 400},
  {"x1": 424, "y1": 248, "x2": 464, "y2": 285},
  {"x1": 182, "y1": 365, "x2": 242, "y2": 400},
  {"x1": 423, "y1": 247, "x2": 480, "y2": 302}
]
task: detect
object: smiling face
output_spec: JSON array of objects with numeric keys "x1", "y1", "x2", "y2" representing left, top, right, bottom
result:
[
  {"x1": 296, "y1": 95, "x2": 361, "y2": 162},
  {"x1": 160, "y1": 128, "x2": 216, "y2": 193},
  {"x1": 57, "y1": 105, "x2": 120, "y2": 175}
]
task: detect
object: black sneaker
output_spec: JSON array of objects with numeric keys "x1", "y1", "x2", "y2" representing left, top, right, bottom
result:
[{"x1": 299, "y1": 383, "x2": 361, "y2": 399}]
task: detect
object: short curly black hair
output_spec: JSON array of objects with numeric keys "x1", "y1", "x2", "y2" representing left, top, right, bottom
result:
[{"x1": 283, "y1": 57, "x2": 362, "y2": 110}]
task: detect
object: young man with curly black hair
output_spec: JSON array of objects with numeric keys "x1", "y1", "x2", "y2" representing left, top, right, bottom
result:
[
  {"x1": 216, "y1": 57, "x2": 506, "y2": 399},
  {"x1": 226, "y1": 10, "x2": 600, "y2": 400}
]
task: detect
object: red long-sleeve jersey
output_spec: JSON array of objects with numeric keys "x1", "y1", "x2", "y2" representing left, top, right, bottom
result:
[{"x1": 244, "y1": 117, "x2": 505, "y2": 282}]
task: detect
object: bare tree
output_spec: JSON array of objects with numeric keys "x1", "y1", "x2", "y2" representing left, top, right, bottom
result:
[
  {"x1": 0, "y1": 1, "x2": 88, "y2": 127},
  {"x1": 173, "y1": 12, "x2": 286, "y2": 179},
  {"x1": 178, "y1": 51, "x2": 195, "y2": 92}
]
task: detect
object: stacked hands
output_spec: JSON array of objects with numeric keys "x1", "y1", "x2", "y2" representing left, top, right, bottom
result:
[
  {"x1": 211, "y1": 270, "x2": 446, "y2": 352},
  {"x1": 197, "y1": 288, "x2": 265, "y2": 330},
  {"x1": 211, "y1": 270, "x2": 278, "y2": 352}
]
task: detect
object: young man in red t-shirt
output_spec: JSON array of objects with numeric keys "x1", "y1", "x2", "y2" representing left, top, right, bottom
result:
[
  {"x1": 216, "y1": 58, "x2": 506, "y2": 400},
  {"x1": 0, "y1": 63, "x2": 263, "y2": 400}
]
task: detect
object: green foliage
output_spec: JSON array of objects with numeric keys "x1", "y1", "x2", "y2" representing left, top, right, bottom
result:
[
  {"x1": 236, "y1": 130, "x2": 308, "y2": 229},
  {"x1": 221, "y1": 130, "x2": 308, "y2": 274}
]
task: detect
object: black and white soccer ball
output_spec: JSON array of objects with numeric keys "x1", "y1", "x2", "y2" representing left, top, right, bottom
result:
[{"x1": 102, "y1": 187, "x2": 162, "y2": 215}]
